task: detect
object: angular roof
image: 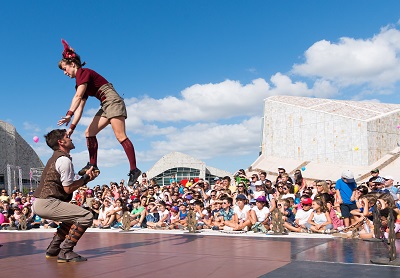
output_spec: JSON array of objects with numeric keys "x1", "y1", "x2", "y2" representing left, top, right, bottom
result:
[{"x1": 266, "y1": 95, "x2": 400, "y2": 121}]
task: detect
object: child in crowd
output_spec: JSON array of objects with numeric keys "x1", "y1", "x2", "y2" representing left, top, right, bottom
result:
[
  {"x1": 233, "y1": 194, "x2": 252, "y2": 231},
  {"x1": 249, "y1": 196, "x2": 270, "y2": 233},
  {"x1": 193, "y1": 200, "x2": 208, "y2": 230},
  {"x1": 169, "y1": 206, "x2": 181, "y2": 229},
  {"x1": 129, "y1": 199, "x2": 144, "y2": 228},
  {"x1": 292, "y1": 197, "x2": 313, "y2": 233},
  {"x1": 272, "y1": 198, "x2": 296, "y2": 234},
  {"x1": 146, "y1": 201, "x2": 170, "y2": 229},
  {"x1": 307, "y1": 199, "x2": 333, "y2": 233}
]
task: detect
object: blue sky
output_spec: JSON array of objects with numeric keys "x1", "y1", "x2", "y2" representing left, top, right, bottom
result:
[{"x1": 2, "y1": 1, "x2": 400, "y2": 185}]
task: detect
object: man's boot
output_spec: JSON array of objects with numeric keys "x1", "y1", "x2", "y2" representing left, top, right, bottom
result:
[
  {"x1": 57, "y1": 224, "x2": 88, "y2": 263},
  {"x1": 46, "y1": 223, "x2": 71, "y2": 258}
]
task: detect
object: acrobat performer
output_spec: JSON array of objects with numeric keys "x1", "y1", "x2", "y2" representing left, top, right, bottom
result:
[
  {"x1": 57, "y1": 39, "x2": 141, "y2": 186},
  {"x1": 33, "y1": 129, "x2": 99, "y2": 262}
]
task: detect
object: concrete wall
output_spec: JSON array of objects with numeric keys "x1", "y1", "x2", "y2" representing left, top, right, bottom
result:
[
  {"x1": 262, "y1": 101, "x2": 373, "y2": 166},
  {"x1": 0, "y1": 120, "x2": 43, "y2": 187}
]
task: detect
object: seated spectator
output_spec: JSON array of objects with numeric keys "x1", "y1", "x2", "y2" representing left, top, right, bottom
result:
[
  {"x1": 193, "y1": 200, "x2": 208, "y2": 229},
  {"x1": 0, "y1": 210, "x2": 11, "y2": 230},
  {"x1": 169, "y1": 206, "x2": 181, "y2": 229},
  {"x1": 249, "y1": 196, "x2": 270, "y2": 233},
  {"x1": 85, "y1": 189, "x2": 95, "y2": 208},
  {"x1": 350, "y1": 185, "x2": 369, "y2": 207},
  {"x1": 252, "y1": 181, "x2": 265, "y2": 199},
  {"x1": 233, "y1": 182, "x2": 250, "y2": 203},
  {"x1": 377, "y1": 193, "x2": 400, "y2": 225},
  {"x1": 213, "y1": 197, "x2": 237, "y2": 231},
  {"x1": 292, "y1": 197, "x2": 314, "y2": 233},
  {"x1": 306, "y1": 199, "x2": 333, "y2": 233},
  {"x1": 178, "y1": 202, "x2": 188, "y2": 225},
  {"x1": 315, "y1": 180, "x2": 331, "y2": 198},
  {"x1": 281, "y1": 184, "x2": 296, "y2": 200},
  {"x1": 351, "y1": 193, "x2": 376, "y2": 224},
  {"x1": 130, "y1": 198, "x2": 145, "y2": 228},
  {"x1": 108, "y1": 198, "x2": 127, "y2": 228},
  {"x1": 97, "y1": 198, "x2": 115, "y2": 229},
  {"x1": 269, "y1": 199, "x2": 295, "y2": 234},
  {"x1": 90, "y1": 200, "x2": 101, "y2": 227},
  {"x1": 233, "y1": 194, "x2": 252, "y2": 231},
  {"x1": 29, "y1": 212, "x2": 44, "y2": 229},
  {"x1": 146, "y1": 201, "x2": 170, "y2": 229},
  {"x1": 380, "y1": 208, "x2": 400, "y2": 239},
  {"x1": 317, "y1": 193, "x2": 344, "y2": 231}
]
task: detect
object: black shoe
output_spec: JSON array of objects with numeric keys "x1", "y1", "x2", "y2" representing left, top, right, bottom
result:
[
  {"x1": 57, "y1": 255, "x2": 87, "y2": 263},
  {"x1": 128, "y1": 168, "x2": 141, "y2": 186},
  {"x1": 78, "y1": 162, "x2": 100, "y2": 176}
]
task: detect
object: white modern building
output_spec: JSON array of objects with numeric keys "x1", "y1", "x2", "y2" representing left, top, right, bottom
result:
[
  {"x1": 146, "y1": 152, "x2": 232, "y2": 186},
  {"x1": 0, "y1": 120, "x2": 43, "y2": 192},
  {"x1": 251, "y1": 96, "x2": 400, "y2": 182}
]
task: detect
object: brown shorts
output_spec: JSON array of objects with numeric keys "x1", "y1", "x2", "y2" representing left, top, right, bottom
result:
[{"x1": 95, "y1": 83, "x2": 127, "y2": 119}]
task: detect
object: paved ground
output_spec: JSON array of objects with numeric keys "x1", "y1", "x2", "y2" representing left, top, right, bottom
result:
[{"x1": 0, "y1": 228, "x2": 399, "y2": 277}]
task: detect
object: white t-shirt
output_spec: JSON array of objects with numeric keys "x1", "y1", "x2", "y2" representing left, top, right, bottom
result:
[
  {"x1": 55, "y1": 156, "x2": 75, "y2": 187},
  {"x1": 158, "y1": 209, "x2": 170, "y2": 224},
  {"x1": 252, "y1": 206, "x2": 270, "y2": 222},
  {"x1": 281, "y1": 193, "x2": 296, "y2": 200},
  {"x1": 234, "y1": 205, "x2": 251, "y2": 220},
  {"x1": 98, "y1": 205, "x2": 115, "y2": 220},
  {"x1": 196, "y1": 209, "x2": 209, "y2": 221},
  {"x1": 295, "y1": 209, "x2": 314, "y2": 225},
  {"x1": 253, "y1": 191, "x2": 265, "y2": 199}
]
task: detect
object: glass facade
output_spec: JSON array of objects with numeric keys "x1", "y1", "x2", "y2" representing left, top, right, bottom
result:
[{"x1": 152, "y1": 167, "x2": 222, "y2": 186}]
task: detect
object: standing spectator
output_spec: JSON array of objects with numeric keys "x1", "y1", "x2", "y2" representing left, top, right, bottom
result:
[{"x1": 335, "y1": 170, "x2": 357, "y2": 228}]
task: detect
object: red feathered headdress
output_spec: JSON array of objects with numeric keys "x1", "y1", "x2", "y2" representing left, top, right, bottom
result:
[{"x1": 61, "y1": 39, "x2": 77, "y2": 59}]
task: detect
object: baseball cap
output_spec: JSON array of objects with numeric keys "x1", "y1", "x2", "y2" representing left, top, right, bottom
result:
[
  {"x1": 384, "y1": 175, "x2": 394, "y2": 181},
  {"x1": 254, "y1": 180, "x2": 263, "y2": 186},
  {"x1": 170, "y1": 206, "x2": 179, "y2": 212},
  {"x1": 255, "y1": 196, "x2": 267, "y2": 203},
  {"x1": 370, "y1": 168, "x2": 379, "y2": 173},
  {"x1": 185, "y1": 195, "x2": 193, "y2": 200},
  {"x1": 301, "y1": 198, "x2": 313, "y2": 205},
  {"x1": 341, "y1": 170, "x2": 355, "y2": 183},
  {"x1": 374, "y1": 177, "x2": 386, "y2": 184},
  {"x1": 214, "y1": 177, "x2": 220, "y2": 181},
  {"x1": 236, "y1": 194, "x2": 247, "y2": 200}
]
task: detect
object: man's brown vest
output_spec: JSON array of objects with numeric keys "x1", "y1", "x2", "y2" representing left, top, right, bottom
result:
[{"x1": 33, "y1": 150, "x2": 73, "y2": 202}]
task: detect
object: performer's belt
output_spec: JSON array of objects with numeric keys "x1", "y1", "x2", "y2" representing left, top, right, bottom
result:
[{"x1": 95, "y1": 90, "x2": 106, "y2": 102}]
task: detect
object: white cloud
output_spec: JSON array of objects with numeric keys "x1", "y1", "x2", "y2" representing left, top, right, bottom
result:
[
  {"x1": 123, "y1": 78, "x2": 270, "y2": 124},
  {"x1": 292, "y1": 26, "x2": 400, "y2": 87},
  {"x1": 143, "y1": 116, "x2": 262, "y2": 161},
  {"x1": 23, "y1": 122, "x2": 41, "y2": 133}
]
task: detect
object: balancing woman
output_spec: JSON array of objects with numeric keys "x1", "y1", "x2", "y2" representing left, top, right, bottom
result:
[{"x1": 57, "y1": 39, "x2": 141, "y2": 186}]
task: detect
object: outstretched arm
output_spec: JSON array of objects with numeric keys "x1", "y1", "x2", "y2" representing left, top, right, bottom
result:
[
  {"x1": 58, "y1": 83, "x2": 88, "y2": 127},
  {"x1": 67, "y1": 97, "x2": 87, "y2": 136}
]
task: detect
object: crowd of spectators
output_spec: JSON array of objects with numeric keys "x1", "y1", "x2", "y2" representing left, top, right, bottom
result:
[{"x1": 1, "y1": 167, "x2": 399, "y2": 239}]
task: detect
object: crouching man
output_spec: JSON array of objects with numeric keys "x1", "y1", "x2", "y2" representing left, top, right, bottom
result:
[{"x1": 33, "y1": 129, "x2": 99, "y2": 263}]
